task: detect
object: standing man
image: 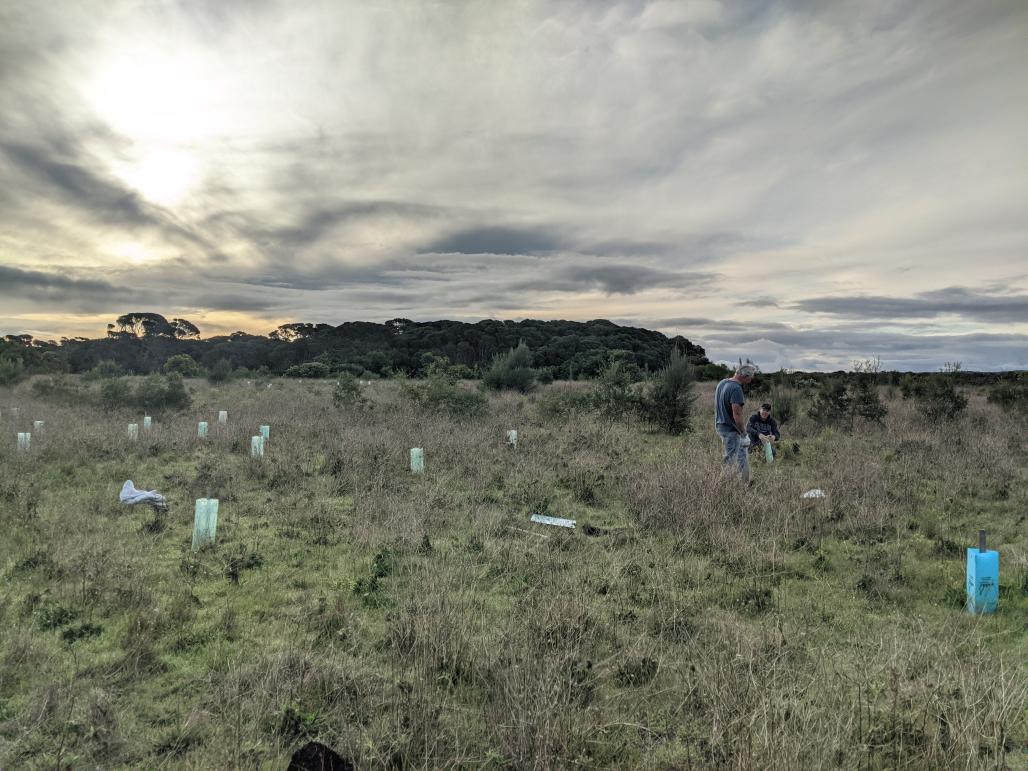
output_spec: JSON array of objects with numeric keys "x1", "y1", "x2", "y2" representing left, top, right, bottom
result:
[{"x1": 714, "y1": 364, "x2": 756, "y2": 482}]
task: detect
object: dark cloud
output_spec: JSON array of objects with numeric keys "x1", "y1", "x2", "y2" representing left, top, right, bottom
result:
[
  {"x1": 266, "y1": 200, "x2": 447, "y2": 249},
  {"x1": 185, "y1": 292, "x2": 287, "y2": 313},
  {"x1": 1, "y1": 140, "x2": 155, "y2": 228},
  {"x1": 514, "y1": 264, "x2": 718, "y2": 295},
  {"x1": 0, "y1": 264, "x2": 115, "y2": 295},
  {"x1": 794, "y1": 287, "x2": 1028, "y2": 322},
  {"x1": 0, "y1": 264, "x2": 129, "y2": 311},
  {"x1": 0, "y1": 135, "x2": 215, "y2": 254},
  {"x1": 422, "y1": 225, "x2": 566, "y2": 256}
]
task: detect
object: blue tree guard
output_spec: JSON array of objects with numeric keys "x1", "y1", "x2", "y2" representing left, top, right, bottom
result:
[{"x1": 966, "y1": 531, "x2": 998, "y2": 614}]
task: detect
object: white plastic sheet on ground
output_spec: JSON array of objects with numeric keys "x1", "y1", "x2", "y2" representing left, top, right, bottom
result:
[
  {"x1": 120, "y1": 480, "x2": 168, "y2": 510},
  {"x1": 530, "y1": 514, "x2": 576, "y2": 528},
  {"x1": 801, "y1": 488, "x2": 826, "y2": 499}
]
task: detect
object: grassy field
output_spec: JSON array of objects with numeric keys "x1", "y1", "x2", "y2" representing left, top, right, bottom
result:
[{"x1": 0, "y1": 377, "x2": 1025, "y2": 769}]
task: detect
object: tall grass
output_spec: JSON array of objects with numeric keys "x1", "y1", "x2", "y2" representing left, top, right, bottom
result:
[{"x1": 0, "y1": 376, "x2": 1024, "y2": 769}]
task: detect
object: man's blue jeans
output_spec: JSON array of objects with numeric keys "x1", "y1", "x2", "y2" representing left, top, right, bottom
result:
[{"x1": 716, "y1": 426, "x2": 750, "y2": 482}]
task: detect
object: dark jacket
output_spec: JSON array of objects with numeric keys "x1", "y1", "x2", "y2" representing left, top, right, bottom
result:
[{"x1": 746, "y1": 412, "x2": 780, "y2": 446}]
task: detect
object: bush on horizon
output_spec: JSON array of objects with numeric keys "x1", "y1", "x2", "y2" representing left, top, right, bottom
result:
[
  {"x1": 483, "y1": 342, "x2": 536, "y2": 393},
  {"x1": 640, "y1": 348, "x2": 696, "y2": 435},
  {"x1": 164, "y1": 353, "x2": 203, "y2": 378}
]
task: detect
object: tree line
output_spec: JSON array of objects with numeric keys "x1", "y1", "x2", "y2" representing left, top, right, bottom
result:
[{"x1": 1, "y1": 313, "x2": 724, "y2": 381}]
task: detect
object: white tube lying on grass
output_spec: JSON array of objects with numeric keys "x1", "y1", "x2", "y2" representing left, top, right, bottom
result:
[{"x1": 530, "y1": 514, "x2": 576, "y2": 529}]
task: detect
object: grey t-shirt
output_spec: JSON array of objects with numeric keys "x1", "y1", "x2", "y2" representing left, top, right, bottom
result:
[{"x1": 714, "y1": 378, "x2": 745, "y2": 431}]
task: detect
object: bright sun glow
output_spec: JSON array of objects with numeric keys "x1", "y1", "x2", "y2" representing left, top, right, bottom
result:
[
  {"x1": 82, "y1": 47, "x2": 234, "y2": 143},
  {"x1": 81, "y1": 46, "x2": 235, "y2": 206},
  {"x1": 114, "y1": 148, "x2": 199, "y2": 207},
  {"x1": 112, "y1": 241, "x2": 154, "y2": 264}
]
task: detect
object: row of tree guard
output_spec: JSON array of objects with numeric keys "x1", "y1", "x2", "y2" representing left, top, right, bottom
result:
[{"x1": 3, "y1": 408, "x2": 1002, "y2": 613}]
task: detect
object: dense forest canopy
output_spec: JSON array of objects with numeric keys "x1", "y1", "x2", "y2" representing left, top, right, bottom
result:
[{"x1": 0, "y1": 315, "x2": 715, "y2": 379}]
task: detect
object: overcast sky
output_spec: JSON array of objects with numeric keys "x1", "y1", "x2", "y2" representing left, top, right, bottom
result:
[{"x1": 1, "y1": 0, "x2": 1025, "y2": 370}]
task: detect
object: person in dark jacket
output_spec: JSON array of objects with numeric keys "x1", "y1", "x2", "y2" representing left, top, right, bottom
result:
[{"x1": 746, "y1": 402, "x2": 781, "y2": 457}]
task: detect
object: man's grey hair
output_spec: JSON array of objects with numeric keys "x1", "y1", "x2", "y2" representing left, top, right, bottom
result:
[{"x1": 736, "y1": 364, "x2": 757, "y2": 378}]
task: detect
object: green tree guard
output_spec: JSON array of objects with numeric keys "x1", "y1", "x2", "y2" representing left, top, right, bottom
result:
[
  {"x1": 507, "y1": 429, "x2": 518, "y2": 447},
  {"x1": 218, "y1": 410, "x2": 228, "y2": 424},
  {"x1": 251, "y1": 435, "x2": 264, "y2": 458},
  {"x1": 17, "y1": 432, "x2": 30, "y2": 451},
  {"x1": 128, "y1": 423, "x2": 138, "y2": 440},
  {"x1": 259, "y1": 425, "x2": 270, "y2": 440},
  {"x1": 143, "y1": 416, "x2": 152, "y2": 429},
  {"x1": 198, "y1": 421, "x2": 208, "y2": 437},
  {"x1": 191, "y1": 498, "x2": 220, "y2": 551},
  {"x1": 410, "y1": 447, "x2": 425, "y2": 474}
]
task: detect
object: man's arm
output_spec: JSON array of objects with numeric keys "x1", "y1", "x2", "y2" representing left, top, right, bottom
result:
[{"x1": 732, "y1": 403, "x2": 745, "y2": 434}]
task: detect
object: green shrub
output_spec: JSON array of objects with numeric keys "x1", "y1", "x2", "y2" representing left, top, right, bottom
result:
[
  {"x1": 403, "y1": 372, "x2": 487, "y2": 417},
  {"x1": 809, "y1": 373, "x2": 887, "y2": 429},
  {"x1": 283, "y1": 362, "x2": 332, "y2": 379},
  {"x1": 767, "y1": 389, "x2": 796, "y2": 425},
  {"x1": 536, "y1": 385, "x2": 593, "y2": 420},
  {"x1": 899, "y1": 369, "x2": 967, "y2": 421},
  {"x1": 483, "y1": 342, "x2": 536, "y2": 393},
  {"x1": 639, "y1": 348, "x2": 696, "y2": 435},
  {"x1": 30, "y1": 375, "x2": 84, "y2": 403},
  {"x1": 83, "y1": 359, "x2": 125, "y2": 381},
  {"x1": 591, "y1": 359, "x2": 640, "y2": 419},
  {"x1": 695, "y1": 362, "x2": 732, "y2": 381},
  {"x1": 99, "y1": 378, "x2": 132, "y2": 410},
  {"x1": 332, "y1": 373, "x2": 367, "y2": 407},
  {"x1": 164, "y1": 354, "x2": 203, "y2": 377},
  {"x1": 207, "y1": 358, "x2": 234, "y2": 383},
  {"x1": 808, "y1": 379, "x2": 853, "y2": 429},
  {"x1": 987, "y1": 378, "x2": 1028, "y2": 408},
  {"x1": 535, "y1": 367, "x2": 555, "y2": 384},
  {"x1": 850, "y1": 376, "x2": 888, "y2": 425},
  {"x1": 133, "y1": 374, "x2": 191, "y2": 412},
  {"x1": 915, "y1": 376, "x2": 968, "y2": 421}
]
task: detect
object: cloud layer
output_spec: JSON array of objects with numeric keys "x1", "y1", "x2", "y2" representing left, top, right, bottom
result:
[{"x1": 1, "y1": 0, "x2": 1025, "y2": 369}]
